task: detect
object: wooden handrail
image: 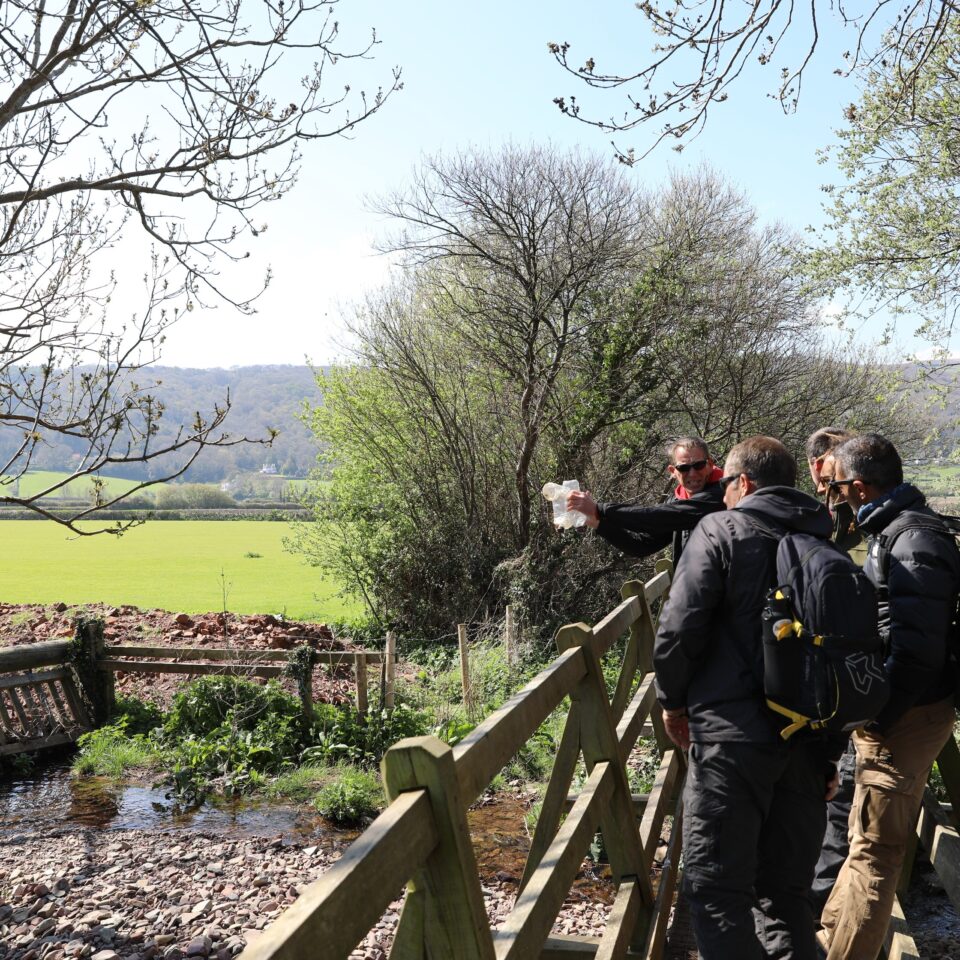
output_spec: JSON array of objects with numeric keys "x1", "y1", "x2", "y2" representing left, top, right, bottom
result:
[
  {"x1": 453, "y1": 647, "x2": 586, "y2": 805},
  {"x1": 0, "y1": 641, "x2": 71, "y2": 672},
  {"x1": 242, "y1": 789, "x2": 437, "y2": 960},
  {"x1": 592, "y1": 595, "x2": 641, "y2": 656},
  {"x1": 106, "y1": 644, "x2": 384, "y2": 664}
]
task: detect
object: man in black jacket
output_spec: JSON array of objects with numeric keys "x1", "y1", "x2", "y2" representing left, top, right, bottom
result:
[
  {"x1": 566, "y1": 436, "x2": 724, "y2": 564},
  {"x1": 654, "y1": 436, "x2": 838, "y2": 959},
  {"x1": 819, "y1": 435, "x2": 959, "y2": 960}
]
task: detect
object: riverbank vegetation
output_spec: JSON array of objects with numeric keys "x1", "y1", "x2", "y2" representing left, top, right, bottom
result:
[{"x1": 70, "y1": 630, "x2": 655, "y2": 826}]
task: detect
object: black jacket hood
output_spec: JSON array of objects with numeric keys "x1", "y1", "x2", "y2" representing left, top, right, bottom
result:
[{"x1": 735, "y1": 484, "x2": 833, "y2": 538}]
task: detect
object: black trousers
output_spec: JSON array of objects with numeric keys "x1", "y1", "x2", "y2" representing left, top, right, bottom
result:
[
  {"x1": 810, "y1": 740, "x2": 856, "y2": 919},
  {"x1": 683, "y1": 740, "x2": 827, "y2": 960}
]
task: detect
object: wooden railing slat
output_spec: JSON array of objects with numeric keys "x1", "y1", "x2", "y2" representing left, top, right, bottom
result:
[
  {"x1": 519, "y1": 701, "x2": 583, "y2": 894},
  {"x1": 44, "y1": 680, "x2": 73, "y2": 729},
  {"x1": 237, "y1": 789, "x2": 437, "y2": 960},
  {"x1": 0, "y1": 668, "x2": 69, "y2": 692},
  {"x1": 592, "y1": 597, "x2": 640, "y2": 658},
  {"x1": 106, "y1": 644, "x2": 383, "y2": 664},
  {"x1": 637, "y1": 794, "x2": 683, "y2": 960},
  {"x1": 595, "y1": 879, "x2": 641, "y2": 960},
  {"x1": 59, "y1": 673, "x2": 91, "y2": 728},
  {"x1": 99, "y1": 659, "x2": 286, "y2": 679},
  {"x1": 495, "y1": 762, "x2": 615, "y2": 960},
  {"x1": 614, "y1": 675, "x2": 657, "y2": 764},
  {"x1": 638, "y1": 750, "x2": 683, "y2": 866},
  {"x1": 454, "y1": 647, "x2": 586, "y2": 805}
]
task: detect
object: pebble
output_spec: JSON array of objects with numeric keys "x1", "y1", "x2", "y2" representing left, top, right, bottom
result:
[{"x1": 0, "y1": 791, "x2": 629, "y2": 960}]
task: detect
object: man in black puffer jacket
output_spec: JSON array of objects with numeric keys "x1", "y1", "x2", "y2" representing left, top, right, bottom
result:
[
  {"x1": 566, "y1": 436, "x2": 725, "y2": 564},
  {"x1": 819, "y1": 435, "x2": 960, "y2": 960},
  {"x1": 654, "y1": 436, "x2": 840, "y2": 959}
]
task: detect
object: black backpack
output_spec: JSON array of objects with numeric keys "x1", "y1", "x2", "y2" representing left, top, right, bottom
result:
[{"x1": 745, "y1": 514, "x2": 888, "y2": 740}]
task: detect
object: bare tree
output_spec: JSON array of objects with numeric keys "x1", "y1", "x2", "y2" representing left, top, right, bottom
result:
[
  {"x1": 0, "y1": 0, "x2": 399, "y2": 530},
  {"x1": 549, "y1": 0, "x2": 959, "y2": 159},
  {"x1": 376, "y1": 145, "x2": 643, "y2": 546}
]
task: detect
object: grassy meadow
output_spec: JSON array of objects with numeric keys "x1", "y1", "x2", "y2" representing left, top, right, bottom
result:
[
  {"x1": 0, "y1": 520, "x2": 359, "y2": 621},
  {"x1": 2, "y1": 471, "x2": 154, "y2": 499}
]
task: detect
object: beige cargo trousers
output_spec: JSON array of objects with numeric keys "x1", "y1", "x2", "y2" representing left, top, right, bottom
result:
[{"x1": 819, "y1": 696, "x2": 955, "y2": 960}]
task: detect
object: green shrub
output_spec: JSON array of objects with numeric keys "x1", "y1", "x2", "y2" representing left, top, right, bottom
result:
[
  {"x1": 304, "y1": 703, "x2": 429, "y2": 768},
  {"x1": 161, "y1": 677, "x2": 307, "y2": 799},
  {"x1": 313, "y1": 767, "x2": 383, "y2": 825},
  {"x1": 112, "y1": 695, "x2": 164, "y2": 736},
  {"x1": 165, "y1": 676, "x2": 302, "y2": 738}
]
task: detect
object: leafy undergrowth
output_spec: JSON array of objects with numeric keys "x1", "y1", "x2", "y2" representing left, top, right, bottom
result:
[{"x1": 71, "y1": 631, "x2": 663, "y2": 829}]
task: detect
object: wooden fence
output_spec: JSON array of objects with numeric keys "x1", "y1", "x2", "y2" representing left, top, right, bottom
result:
[
  {"x1": 239, "y1": 561, "x2": 678, "y2": 960},
  {"x1": 0, "y1": 628, "x2": 392, "y2": 755}
]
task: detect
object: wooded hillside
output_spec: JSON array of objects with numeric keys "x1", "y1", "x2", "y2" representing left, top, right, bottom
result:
[{"x1": 3, "y1": 366, "x2": 323, "y2": 483}]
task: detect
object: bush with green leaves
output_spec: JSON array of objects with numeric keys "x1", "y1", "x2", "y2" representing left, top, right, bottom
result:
[
  {"x1": 313, "y1": 766, "x2": 383, "y2": 826},
  {"x1": 304, "y1": 703, "x2": 429, "y2": 768},
  {"x1": 162, "y1": 677, "x2": 306, "y2": 798}
]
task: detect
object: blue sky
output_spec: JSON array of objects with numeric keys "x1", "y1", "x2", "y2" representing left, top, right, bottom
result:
[{"x1": 157, "y1": 0, "x2": 888, "y2": 367}]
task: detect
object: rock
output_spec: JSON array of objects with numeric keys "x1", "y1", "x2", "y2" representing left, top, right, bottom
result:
[
  {"x1": 175, "y1": 614, "x2": 194, "y2": 627},
  {"x1": 92, "y1": 951, "x2": 119, "y2": 960},
  {"x1": 251, "y1": 876, "x2": 270, "y2": 888},
  {"x1": 186, "y1": 936, "x2": 213, "y2": 958}
]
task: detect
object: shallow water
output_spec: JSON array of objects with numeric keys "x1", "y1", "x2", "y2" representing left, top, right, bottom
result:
[{"x1": 0, "y1": 754, "x2": 340, "y2": 839}]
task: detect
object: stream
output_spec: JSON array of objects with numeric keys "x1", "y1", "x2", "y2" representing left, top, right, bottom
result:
[{"x1": 0, "y1": 755, "x2": 335, "y2": 840}]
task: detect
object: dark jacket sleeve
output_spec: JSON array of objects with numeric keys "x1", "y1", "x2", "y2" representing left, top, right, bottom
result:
[
  {"x1": 876, "y1": 526, "x2": 960, "y2": 728},
  {"x1": 596, "y1": 486, "x2": 724, "y2": 559},
  {"x1": 653, "y1": 518, "x2": 728, "y2": 710}
]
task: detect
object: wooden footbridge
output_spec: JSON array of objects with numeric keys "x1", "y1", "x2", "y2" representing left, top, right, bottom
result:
[{"x1": 240, "y1": 562, "x2": 682, "y2": 960}]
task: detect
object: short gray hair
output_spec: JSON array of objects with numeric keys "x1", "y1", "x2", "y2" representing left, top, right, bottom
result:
[
  {"x1": 833, "y1": 434, "x2": 902, "y2": 491},
  {"x1": 665, "y1": 436, "x2": 709, "y2": 464}
]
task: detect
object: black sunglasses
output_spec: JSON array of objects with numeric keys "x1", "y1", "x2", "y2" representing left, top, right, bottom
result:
[
  {"x1": 719, "y1": 473, "x2": 754, "y2": 490},
  {"x1": 827, "y1": 478, "x2": 861, "y2": 490},
  {"x1": 673, "y1": 459, "x2": 709, "y2": 474}
]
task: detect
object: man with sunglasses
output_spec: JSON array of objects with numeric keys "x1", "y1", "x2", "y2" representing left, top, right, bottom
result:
[
  {"x1": 565, "y1": 437, "x2": 724, "y2": 564},
  {"x1": 654, "y1": 436, "x2": 838, "y2": 959},
  {"x1": 818, "y1": 434, "x2": 960, "y2": 960},
  {"x1": 805, "y1": 428, "x2": 867, "y2": 923}
]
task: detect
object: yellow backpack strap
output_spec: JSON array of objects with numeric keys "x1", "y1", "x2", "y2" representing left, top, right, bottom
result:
[{"x1": 765, "y1": 699, "x2": 811, "y2": 740}]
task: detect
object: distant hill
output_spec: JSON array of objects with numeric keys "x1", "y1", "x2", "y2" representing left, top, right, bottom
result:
[{"x1": 5, "y1": 366, "x2": 325, "y2": 484}]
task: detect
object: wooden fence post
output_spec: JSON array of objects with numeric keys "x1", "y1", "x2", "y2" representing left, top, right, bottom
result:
[
  {"x1": 75, "y1": 618, "x2": 114, "y2": 725},
  {"x1": 385, "y1": 631, "x2": 397, "y2": 710},
  {"x1": 382, "y1": 736, "x2": 496, "y2": 960},
  {"x1": 458, "y1": 624, "x2": 473, "y2": 720},
  {"x1": 355, "y1": 653, "x2": 368, "y2": 715},
  {"x1": 504, "y1": 606, "x2": 516, "y2": 668}
]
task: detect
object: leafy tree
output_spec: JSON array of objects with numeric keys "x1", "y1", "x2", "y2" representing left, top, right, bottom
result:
[
  {"x1": 806, "y1": 17, "x2": 960, "y2": 346},
  {"x1": 549, "y1": 1, "x2": 958, "y2": 159},
  {"x1": 0, "y1": 0, "x2": 398, "y2": 531}
]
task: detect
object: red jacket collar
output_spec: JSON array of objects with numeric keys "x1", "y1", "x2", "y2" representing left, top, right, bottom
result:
[{"x1": 675, "y1": 466, "x2": 724, "y2": 500}]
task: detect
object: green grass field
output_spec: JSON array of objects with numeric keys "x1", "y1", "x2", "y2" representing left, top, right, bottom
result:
[
  {"x1": 0, "y1": 521, "x2": 359, "y2": 621},
  {"x1": 2, "y1": 470, "x2": 153, "y2": 500}
]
